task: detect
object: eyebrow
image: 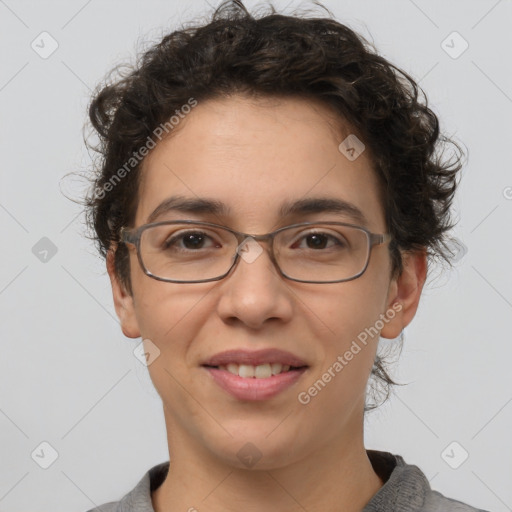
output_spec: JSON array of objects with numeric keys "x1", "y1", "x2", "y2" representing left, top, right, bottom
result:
[{"x1": 146, "y1": 195, "x2": 368, "y2": 226}]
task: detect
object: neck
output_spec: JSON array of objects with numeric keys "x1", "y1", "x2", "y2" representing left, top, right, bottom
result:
[{"x1": 152, "y1": 413, "x2": 383, "y2": 512}]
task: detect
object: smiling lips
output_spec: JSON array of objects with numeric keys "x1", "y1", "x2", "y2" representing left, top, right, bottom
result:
[
  {"x1": 202, "y1": 348, "x2": 308, "y2": 367},
  {"x1": 202, "y1": 348, "x2": 309, "y2": 401},
  {"x1": 220, "y1": 362, "x2": 291, "y2": 378}
]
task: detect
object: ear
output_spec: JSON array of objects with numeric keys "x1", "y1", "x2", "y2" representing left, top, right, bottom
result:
[
  {"x1": 106, "y1": 247, "x2": 141, "y2": 339},
  {"x1": 380, "y1": 248, "x2": 427, "y2": 339}
]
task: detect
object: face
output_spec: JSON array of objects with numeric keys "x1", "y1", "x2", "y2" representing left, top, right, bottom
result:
[{"x1": 109, "y1": 94, "x2": 422, "y2": 470}]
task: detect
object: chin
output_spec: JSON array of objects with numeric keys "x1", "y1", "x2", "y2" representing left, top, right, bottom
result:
[{"x1": 206, "y1": 427, "x2": 306, "y2": 471}]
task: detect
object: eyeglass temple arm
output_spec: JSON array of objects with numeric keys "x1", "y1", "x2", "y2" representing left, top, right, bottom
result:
[
  {"x1": 370, "y1": 233, "x2": 393, "y2": 246},
  {"x1": 120, "y1": 227, "x2": 138, "y2": 245}
]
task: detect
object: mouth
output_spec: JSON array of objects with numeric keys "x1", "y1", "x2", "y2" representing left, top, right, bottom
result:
[
  {"x1": 201, "y1": 349, "x2": 309, "y2": 401},
  {"x1": 202, "y1": 362, "x2": 307, "y2": 378},
  {"x1": 202, "y1": 348, "x2": 308, "y2": 368}
]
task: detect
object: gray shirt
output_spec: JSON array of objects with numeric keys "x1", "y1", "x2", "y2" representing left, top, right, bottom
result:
[{"x1": 86, "y1": 450, "x2": 489, "y2": 511}]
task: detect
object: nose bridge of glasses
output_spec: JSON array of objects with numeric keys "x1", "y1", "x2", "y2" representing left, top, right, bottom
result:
[
  {"x1": 227, "y1": 229, "x2": 284, "y2": 277},
  {"x1": 236, "y1": 231, "x2": 273, "y2": 246}
]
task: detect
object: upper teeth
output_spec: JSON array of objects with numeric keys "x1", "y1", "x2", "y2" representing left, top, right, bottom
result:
[{"x1": 219, "y1": 363, "x2": 291, "y2": 378}]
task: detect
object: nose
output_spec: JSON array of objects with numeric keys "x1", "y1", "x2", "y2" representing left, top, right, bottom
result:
[{"x1": 215, "y1": 237, "x2": 294, "y2": 330}]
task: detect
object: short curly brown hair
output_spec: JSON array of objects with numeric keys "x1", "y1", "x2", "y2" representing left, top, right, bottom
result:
[{"x1": 83, "y1": 0, "x2": 464, "y2": 411}]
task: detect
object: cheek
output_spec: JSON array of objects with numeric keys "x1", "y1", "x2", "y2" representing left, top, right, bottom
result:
[
  {"x1": 298, "y1": 278, "x2": 389, "y2": 395},
  {"x1": 131, "y1": 274, "x2": 192, "y2": 347},
  {"x1": 132, "y1": 282, "x2": 205, "y2": 401},
  {"x1": 297, "y1": 288, "x2": 384, "y2": 417},
  {"x1": 131, "y1": 273, "x2": 220, "y2": 364},
  {"x1": 301, "y1": 276, "x2": 389, "y2": 346}
]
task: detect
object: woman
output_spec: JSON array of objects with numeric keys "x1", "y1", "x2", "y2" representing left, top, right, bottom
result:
[{"x1": 83, "y1": 1, "x2": 486, "y2": 510}]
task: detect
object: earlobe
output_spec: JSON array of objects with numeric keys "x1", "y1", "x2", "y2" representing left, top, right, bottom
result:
[
  {"x1": 106, "y1": 248, "x2": 141, "y2": 339},
  {"x1": 380, "y1": 249, "x2": 427, "y2": 339}
]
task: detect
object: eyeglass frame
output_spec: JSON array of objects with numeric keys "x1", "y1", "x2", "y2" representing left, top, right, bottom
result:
[{"x1": 120, "y1": 219, "x2": 393, "y2": 284}]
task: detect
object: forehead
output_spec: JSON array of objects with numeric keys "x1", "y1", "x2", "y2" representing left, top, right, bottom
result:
[{"x1": 135, "y1": 94, "x2": 385, "y2": 231}]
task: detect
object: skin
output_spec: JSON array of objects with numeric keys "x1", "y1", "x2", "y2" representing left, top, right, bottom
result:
[{"x1": 107, "y1": 94, "x2": 426, "y2": 512}]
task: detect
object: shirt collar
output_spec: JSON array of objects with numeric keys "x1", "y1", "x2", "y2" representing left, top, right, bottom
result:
[{"x1": 109, "y1": 450, "x2": 431, "y2": 511}]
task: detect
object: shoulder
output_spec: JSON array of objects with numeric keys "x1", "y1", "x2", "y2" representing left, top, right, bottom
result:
[
  {"x1": 83, "y1": 461, "x2": 170, "y2": 512},
  {"x1": 422, "y1": 489, "x2": 490, "y2": 512},
  {"x1": 364, "y1": 450, "x2": 490, "y2": 512}
]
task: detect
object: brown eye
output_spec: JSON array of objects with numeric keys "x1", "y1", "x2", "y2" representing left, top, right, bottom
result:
[{"x1": 163, "y1": 231, "x2": 217, "y2": 251}]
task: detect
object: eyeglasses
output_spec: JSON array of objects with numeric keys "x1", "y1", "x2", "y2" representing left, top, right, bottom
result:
[{"x1": 120, "y1": 220, "x2": 392, "y2": 284}]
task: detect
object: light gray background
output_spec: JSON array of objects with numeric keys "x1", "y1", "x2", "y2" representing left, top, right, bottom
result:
[{"x1": 0, "y1": 0, "x2": 510, "y2": 510}]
